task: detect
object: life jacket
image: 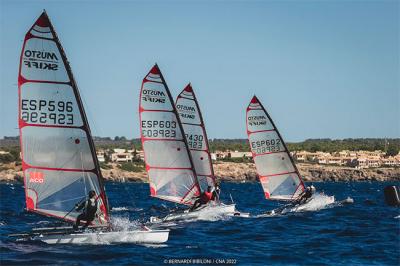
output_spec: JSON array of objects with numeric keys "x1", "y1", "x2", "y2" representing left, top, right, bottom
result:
[
  {"x1": 201, "y1": 191, "x2": 213, "y2": 203},
  {"x1": 84, "y1": 198, "x2": 98, "y2": 218}
]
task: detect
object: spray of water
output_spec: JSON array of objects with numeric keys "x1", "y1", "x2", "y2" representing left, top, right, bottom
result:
[
  {"x1": 257, "y1": 192, "x2": 336, "y2": 217},
  {"x1": 110, "y1": 216, "x2": 143, "y2": 231},
  {"x1": 281, "y1": 193, "x2": 335, "y2": 214}
]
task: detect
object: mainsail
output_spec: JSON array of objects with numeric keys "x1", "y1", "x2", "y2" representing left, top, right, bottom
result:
[
  {"x1": 175, "y1": 84, "x2": 215, "y2": 192},
  {"x1": 246, "y1": 96, "x2": 305, "y2": 200},
  {"x1": 18, "y1": 11, "x2": 109, "y2": 225},
  {"x1": 139, "y1": 65, "x2": 201, "y2": 205}
]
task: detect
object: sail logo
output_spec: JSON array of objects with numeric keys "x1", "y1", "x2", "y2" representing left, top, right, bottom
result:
[
  {"x1": 177, "y1": 104, "x2": 196, "y2": 119},
  {"x1": 142, "y1": 89, "x2": 166, "y2": 103},
  {"x1": 176, "y1": 105, "x2": 195, "y2": 112},
  {"x1": 23, "y1": 50, "x2": 59, "y2": 71},
  {"x1": 29, "y1": 172, "x2": 44, "y2": 183},
  {"x1": 248, "y1": 115, "x2": 267, "y2": 126}
]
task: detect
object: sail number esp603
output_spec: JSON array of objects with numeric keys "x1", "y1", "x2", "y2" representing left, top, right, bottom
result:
[{"x1": 141, "y1": 120, "x2": 177, "y2": 138}]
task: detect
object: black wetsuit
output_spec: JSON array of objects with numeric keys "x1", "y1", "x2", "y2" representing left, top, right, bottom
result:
[
  {"x1": 296, "y1": 189, "x2": 313, "y2": 205},
  {"x1": 75, "y1": 199, "x2": 98, "y2": 229}
]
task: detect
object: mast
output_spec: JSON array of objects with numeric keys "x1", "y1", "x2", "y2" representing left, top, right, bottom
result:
[
  {"x1": 44, "y1": 11, "x2": 110, "y2": 217},
  {"x1": 256, "y1": 97, "x2": 304, "y2": 187},
  {"x1": 157, "y1": 70, "x2": 201, "y2": 193}
]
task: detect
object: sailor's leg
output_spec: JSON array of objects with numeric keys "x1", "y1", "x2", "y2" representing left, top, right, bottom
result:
[
  {"x1": 82, "y1": 215, "x2": 94, "y2": 229},
  {"x1": 74, "y1": 213, "x2": 84, "y2": 230},
  {"x1": 190, "y1": 200, "x2": 200, "y2": 211}
]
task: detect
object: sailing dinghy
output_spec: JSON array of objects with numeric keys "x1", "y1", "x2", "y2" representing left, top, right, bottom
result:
[
  {"x1": 11, "y1": 11, "x2": 169, "y2": 244},
  {"x1": 246, "y1": 96, "x2": 334, "y2": 214},
  {"x1": 173, "y1": 84, "x2": 245, "y2": 218},
  {"x1": 140, "y1": 66, "x2": 239, "y2": 223}
]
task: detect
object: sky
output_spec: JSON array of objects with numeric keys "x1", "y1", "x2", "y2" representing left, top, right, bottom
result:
[{"x1": 0, "y1": 0, "x2": 399, "y2": 142}]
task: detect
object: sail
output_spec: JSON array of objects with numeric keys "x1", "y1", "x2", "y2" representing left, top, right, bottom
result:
[
  {"x1": 246, "y1": 96, "x2": 305, "y2": 201},
  {"x1": 139, "y1": 65, "x2": 201, "y2": 205},
  {"x1": 18, "y1": 11, "x2": 109, "y2": 225},
  {"x1": 175, "y1": 84, "x2": 215, "y2": 192}
]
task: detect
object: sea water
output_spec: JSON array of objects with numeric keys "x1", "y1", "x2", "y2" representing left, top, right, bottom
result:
[{"x1": 1, "y1": 181, "x2": 399, "y2": 265}]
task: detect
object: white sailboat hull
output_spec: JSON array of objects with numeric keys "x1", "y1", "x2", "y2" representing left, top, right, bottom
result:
[
  {"x1": 151, "y1": 203, "x2": 248, "y2": 223},
  {"x1": 31, "y1": 229, "x2": 170, "y2": 244}
]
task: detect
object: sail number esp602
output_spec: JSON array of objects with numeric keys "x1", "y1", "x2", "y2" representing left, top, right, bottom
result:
[{"x1": 251, "y1": 139, "x2": 282, "y2": 154}]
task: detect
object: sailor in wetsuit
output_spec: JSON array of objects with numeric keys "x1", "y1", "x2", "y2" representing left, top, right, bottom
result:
[
  {"x1": 295, "y1": 185, "x2": 316, "y2": 205},
  {"x1": 73, "y1": 190, "x2": 98, "y2": 230},
  {"x1": 190, "y1": 186, "x2": 213, "y2": 212},
  {"x1": 211, "y1": 183, "x2": 221, "y2": 201}
]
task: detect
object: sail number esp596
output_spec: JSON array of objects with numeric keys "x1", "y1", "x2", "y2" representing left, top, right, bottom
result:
[{"x1": 21, "y1": 99, "x2": 74, "y2": 125}]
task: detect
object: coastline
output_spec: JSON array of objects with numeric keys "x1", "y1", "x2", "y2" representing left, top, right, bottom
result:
[{"x1": 1, "y1": 162, "x2": 399, "y2": 183}]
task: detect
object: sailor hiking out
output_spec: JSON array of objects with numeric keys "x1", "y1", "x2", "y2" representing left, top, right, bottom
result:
[
  {"x1": 295, "y1": 185, "x2": 316, "y2": 205},
  {"x1": 74, "y1": 190, "x2": 98, "y2": 230},
  {"x1": 190, "y1": 186, "x2": 214, "y2": 211},
  {"x1": 212, "y1": 183, "x2": 221, "y2": 201}
]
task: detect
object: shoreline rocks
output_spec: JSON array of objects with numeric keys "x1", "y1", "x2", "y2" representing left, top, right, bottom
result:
[{"x1": 1, "y1": 162, "x2": 399, "y2": 183}]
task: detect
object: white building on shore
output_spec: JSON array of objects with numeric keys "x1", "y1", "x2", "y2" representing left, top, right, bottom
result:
[{"x1": 111, "y1": 148, "x2": 134, "y2": 162}]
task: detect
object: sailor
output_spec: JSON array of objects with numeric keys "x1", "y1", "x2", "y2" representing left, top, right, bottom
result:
[
  {"x1": 295, "y1": 185, "x2": 316, "y2": 205},
  {"x1": 73, "y1": 190, "x2": 98, "y2": 230},
  {"x1": 212, "y1": 183, "x2": 221, "y2": 201},
  {"x1": 190, "y1": 186, "x2": 213, "y2": 211}
]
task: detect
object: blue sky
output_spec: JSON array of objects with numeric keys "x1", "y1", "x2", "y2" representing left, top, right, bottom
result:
[{"x1": 0, "y1": 0, "x2": 399, "y2": 141}]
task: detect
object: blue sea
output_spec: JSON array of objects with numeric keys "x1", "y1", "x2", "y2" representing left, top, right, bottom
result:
[{"x1": 1, "y1": 181, "x2": 399, "y2": 265}]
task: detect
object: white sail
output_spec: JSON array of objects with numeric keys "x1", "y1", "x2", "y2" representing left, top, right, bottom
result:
[
  {"x1": 139, "y1": 65, "x2": 201, "y2": 205},
  {"x1": 18, "y1": 11, "x2": 109, "y2": 225},
  {"x1": 246, "y1": 96, "x2": 305, "y2": 200},
  {"x1": 175, "y1": 84, "x2": 215, "y2": 192}
]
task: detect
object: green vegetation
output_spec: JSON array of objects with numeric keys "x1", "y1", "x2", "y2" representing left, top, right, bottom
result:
[
  {"x1": 118, "y1": 162, "x2": 145, "y2": 172},
  {"x1": 287, "y1": 138, "x2": 400, "y2": 154},
  {"x1": 99, "y1": 162, "x2": 112, "y2": 169},
  {"x1": 0, "y1": 146, "x2": 21, "y2": 164},
  {"x1": 209, "y1": 139, "x2": 249, "y2": 152},
  {"x1": 209, "y1": 138, "x2": 400, "y2": 155},
  {"x1": 219, "y1": 156, "x2": 253, "y2": 163}
]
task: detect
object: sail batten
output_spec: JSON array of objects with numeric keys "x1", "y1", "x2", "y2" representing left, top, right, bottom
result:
[
  {"x1": 18, "y1": 11, "x2": 109, "y2": 225},
  {"x1": 139, "y1": 65, "x2": 200, "y2": 205},
  {"x1": 175, "y1": 84, "x2": 216, "y2": 192},
  {"x1": 246, "y1": 96, "x2": 305, "y2": 201}
]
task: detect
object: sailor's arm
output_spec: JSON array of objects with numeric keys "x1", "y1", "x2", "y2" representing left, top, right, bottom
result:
[{"x1": 75, "y1": 200, "x2": 86, "y2": 211}]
